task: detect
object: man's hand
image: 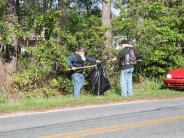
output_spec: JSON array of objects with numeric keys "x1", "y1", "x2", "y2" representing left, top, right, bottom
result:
[
  {"x1": 71, "y1": 67, "x2": 77, "y2": 70},
  {"x1": 96, "y1": 60, "x2": 101, "y2": 63},
  {"x1": 107, "y1": 57, "x2": 117, "y2": 62}
]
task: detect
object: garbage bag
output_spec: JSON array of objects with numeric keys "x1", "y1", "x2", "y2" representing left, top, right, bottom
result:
[{"x1": 86, "y1": 63, "x2": 111, "y2": 95}]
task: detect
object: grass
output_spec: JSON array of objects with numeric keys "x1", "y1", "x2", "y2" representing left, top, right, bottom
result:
[{"x1": 0, "y1": 80, "x2": 184, "y2": 113}]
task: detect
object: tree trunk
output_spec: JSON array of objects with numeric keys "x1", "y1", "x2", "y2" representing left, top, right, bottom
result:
[
  {"x1": 102, "y1": 0, "x2": 112, "y2": 48},
  {"x1": 43, "y1": 0, "x2": 48, "y2": 13},
  {"x1": 57, "y1": 0, "x2": 68, "y2": 44},
  {"x1": 0, "y1": 0, "x2": 18, "y2": 92}
]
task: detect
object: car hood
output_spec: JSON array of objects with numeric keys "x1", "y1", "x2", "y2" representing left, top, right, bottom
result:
[{"x1": 168, "y1": 68, "x2": 184, "y2": 79}]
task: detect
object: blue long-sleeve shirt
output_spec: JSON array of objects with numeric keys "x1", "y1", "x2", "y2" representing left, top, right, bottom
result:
[{"x1": 67, "y1": 53, "x2": 96, "y2": 69}]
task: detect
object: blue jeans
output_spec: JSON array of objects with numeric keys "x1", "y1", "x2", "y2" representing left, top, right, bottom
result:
[
  {"x1": 71, "y1": 73, "x2": 84, "y2": 97},
  {"x1": 120, "y1": 68, "x2": 134, "y2": 96}
]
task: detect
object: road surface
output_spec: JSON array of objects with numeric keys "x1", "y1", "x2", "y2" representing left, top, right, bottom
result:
[{"x1": 0, "y1": 98, "x2": 184, "y2": 138}]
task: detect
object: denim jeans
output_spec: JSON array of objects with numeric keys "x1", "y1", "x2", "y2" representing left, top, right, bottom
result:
[
  {"x1": 120, "y1": 68, "x2": 134, "y2": 96},
  {"x1": 71, "y1": 73, "x2": 84, "y2": 97}
]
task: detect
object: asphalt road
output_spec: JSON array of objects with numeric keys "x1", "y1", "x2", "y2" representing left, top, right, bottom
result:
[{"x1": 0, "y1": 98, "x2": 184, "y2": 138}]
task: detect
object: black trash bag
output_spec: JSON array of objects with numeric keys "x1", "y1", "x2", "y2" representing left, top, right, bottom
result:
[{"x1": 86, "y1": 63, "x2": 111, "y2": 95}]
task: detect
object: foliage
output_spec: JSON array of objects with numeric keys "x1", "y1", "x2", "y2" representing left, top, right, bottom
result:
[
  {"x1": 13, "y1": 40, "x2": 71, "y2": 95},
  {"x1": 1, "y1": 0, "x2": 184, "y2": 98},
  {"x1": 33, "y1": 11, "x2": 61, "y2": 39},
  {"x1": 13, "y1": 10, "x2": 105, "y2": 95},
  {"x1": 0, "y1": 0, "x2": 5, "y2": 17},
  {"x1": 66, "y1": 11, "x2": 105, "y2": 54},
  {"x1": 1, "y1": 80, "x2": 184, "y2": 112},
  {"x1": 70, "y1": 0, "x2": 101, "y2": 16},
  {"x1": 113, "y1": 0, "x2": 184, "y2": 79},
  {"x1": 0, "y1": 89, "x2": 9, "y2": 104},
  {"x1": 0, "y1": 21, "x2": 8, "y2": 44},
  {"x1": 0, "y1": 0, "x2": 107, "y2": 96}
]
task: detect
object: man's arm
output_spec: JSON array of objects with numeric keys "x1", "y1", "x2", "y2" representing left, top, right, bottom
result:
[
  {"x1": 67, "y1": 55, "x2": 76, "y2": 68},
  {"x1": 86, "y1": 56, "x2": 101, "y2": 63},
  {"x1": 108, "y1": 50, "x2": 124, "y2": 62},
  {"x1": 107, "y1": 57, "x2": 117, "y2": 62},
  {"x1": 86, "y1": 56, "x2": 95, "y2": 62}
]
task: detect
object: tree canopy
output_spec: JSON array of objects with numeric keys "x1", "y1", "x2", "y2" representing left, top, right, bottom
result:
[{"x1": 0, "y1": 0, "x2": 183, "y2": 95}]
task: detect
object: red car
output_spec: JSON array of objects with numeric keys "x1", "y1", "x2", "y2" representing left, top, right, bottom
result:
[{"x1": 164, "y1": 68, "x2": 184, "y2": 89}]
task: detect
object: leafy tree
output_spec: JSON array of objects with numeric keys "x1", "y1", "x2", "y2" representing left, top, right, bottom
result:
[
  {"x1": 12, "y1": 0, "x2": 106, "y2": 95},
  {"x1": 113, "y1": 0, "x2": 184, "y2": 79},
  {"x1": 71, "y1": 0, "x2": 101, "y2": 16}
]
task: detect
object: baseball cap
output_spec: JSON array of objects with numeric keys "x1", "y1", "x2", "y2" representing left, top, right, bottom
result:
[
  {"x1": 119, "y1": 39, "x2": 129, "y2": 45},
  {"x1": 77, "y1": 47, "x2": 85, "y2": 52}
]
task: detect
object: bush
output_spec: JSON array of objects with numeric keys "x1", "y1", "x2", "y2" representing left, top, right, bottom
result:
[
  {"x1": 12, "y1": 11, "x2": 106, "y2": 97},
  {"x1": 113, "y1": 0, "x2": 184, "y2": 79}
]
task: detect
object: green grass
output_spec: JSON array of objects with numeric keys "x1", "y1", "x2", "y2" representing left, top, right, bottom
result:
[{"x1": 0, "y1": 80, "x2": 184, "y2": 113}]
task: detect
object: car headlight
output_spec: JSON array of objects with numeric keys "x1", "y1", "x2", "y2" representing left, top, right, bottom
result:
[{"x1": 166, "y1": 74, "x2": 172, "y2": 79}]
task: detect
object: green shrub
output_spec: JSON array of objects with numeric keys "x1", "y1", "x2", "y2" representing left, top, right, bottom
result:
[
  {"x1": 113, "y1": 0, "x2": 184, "y2": 79},
  {"x1": 13, "y1": 10, "x2": 105, "y2": 97}
]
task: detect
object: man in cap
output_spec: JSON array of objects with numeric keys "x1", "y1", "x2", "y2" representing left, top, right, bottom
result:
[
  {"x1": 67, "y1": 47, "x2": 100, "y2": 97},
  {"x1": 109, "y1": 39, "x2": 139, "y2": 97}
]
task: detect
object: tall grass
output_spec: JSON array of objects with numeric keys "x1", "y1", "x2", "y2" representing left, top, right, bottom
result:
[
  {"x1": 134, "y1": 78, "x2": 183, "y2": 98},
  {"x1": 0, "y1": 89, "x2": 9, "y2": 104},
  {"x1": 0, "y1": 79, "x2": 183, "y2": 113}
]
